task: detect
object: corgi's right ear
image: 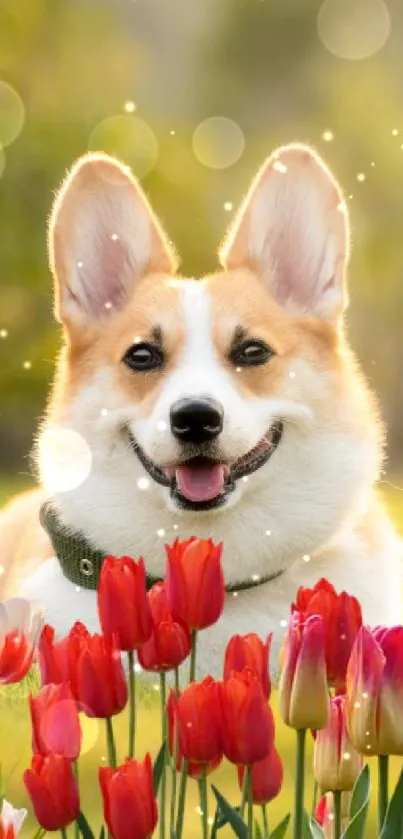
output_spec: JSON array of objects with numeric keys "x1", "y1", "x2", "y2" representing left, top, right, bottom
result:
[{"x1": 48, "y1": 153, "x2": 177, "y2": 327}]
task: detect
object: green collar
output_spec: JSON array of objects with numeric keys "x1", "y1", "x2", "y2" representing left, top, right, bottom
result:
[{"x1": 40, "y1": 502, "x2": 284, "y2": 593}]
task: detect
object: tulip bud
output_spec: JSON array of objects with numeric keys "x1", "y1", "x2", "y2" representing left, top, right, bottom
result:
[
  {"x1": 237, "y1": 747, "x2": 283, "y2": 804},
  {"x1": 166, "y1": 537, "x2": 225, "y2": 631},
  {"x1": 29, "y1": 682, "x2": 82, "y2": 760},
  {"x1": 97, "y1": 556, "x2": 153, "y2": 651},
  {"x1": 279, "y1": 612, "x2": 329, "y2": 731},
  {"x1": 175, "y1": 677, "x2": 223, "y2": 765},
  {"x1": 219, "y1": 669, "x2": 275, "y2": 765},
  {"x1": 346, "y1": 625, "x2": 403, "y2": 755},
  {"x1": 67, "y1": 622, "x2": 128, "y2": 718},
  {"x1": 167, "y1": 690, "x2": 222, "y2": 779},
  {"x1": 224, "y1": 633, "x2": 272, "y2": 699},
  {"x1": 137, "y1": 583, "x2": 191, "y2": 672},
  {"x1": 314, "y1": 696, "x2": 362, "y2": 792},
  {"x1": 99, "y1": 755, "x2": 158, "y2": 839},
  {"x1": 23, "y1": 755, "x2": 79, "y2": 831}
]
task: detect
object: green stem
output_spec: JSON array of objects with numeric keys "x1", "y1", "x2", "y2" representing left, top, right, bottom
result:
[
  {"x1": 60, "y1": 830, "x2": 68, "y2": 839},
  {"x1": 105, "y1": 717, "x2": 117, "y2": 768},
  {"x1": 262, "y1": 804, "x2": 269, "y2": 837},
  {"x1": 73, "y1": 760, "x2": 79, "y2": 839},
  {"x1": 174, "y1": 667, "x2": 180, "y2": 695},
  {"x1": 189, "y1": 631, "x2": 197, "y2": 682},
  {"x1": 333, "y1": 791, "x2": 342, "y2": 839},
  {"x1": 293, "y1": 729, "x2": 306, "y2": 839},
  {"x1": 30, "y1": 830, "x2": 47, "y2": 839},
  {"x1": 128, "y1": 650, "x2": 136, "y2": 758},
  {"x1": 160, "y1": 672, "x2": 167, "y2": 839},
  {"x1": 247, "y1": 766, "x2": 253, "y2": 838},
  {"x1": 311, "y1": 779, "x2": 319, "y2": 818},
  {"x1": 378, "y1": 754, "x2": 389, "y2": 834},
  {"x1": 197, "y1": 771, "x2": 208, "y2": 839},
  {"x1": 170, "y1": 720, "x2": 179, "y2": 834},
  {"x1": 176, "y1": 759, "x2": 188, "y2": 839},
  {"x1": 240, "y1": 770, "x2": 248, "y2": 821}
]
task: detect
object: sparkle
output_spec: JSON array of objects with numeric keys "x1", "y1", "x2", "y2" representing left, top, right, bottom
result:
[
  {"x1": 208, "y1": 818, "x2": 214, "y2": 827},
  {"x1": 337, "y1": 201, "x2": 347, "y2": 213},
  {"x1": 340, "y1": 634, "x2": 346, "y2": 640},
  {"x1": 77, "y1": 261, "x2": 84, "y2": 268},
  {"x1": 354, "y1": 701, "x2": 361, "y2": 709},
  {"x1": 101, "y1": 756, "x2": 106, "y2": 762},
  {"x1": 101, "y1": 408, "x2": 108, "y2": 417},
  {"x1": 233, "y1": 592, "x2": 238, "y2": 598},
  {"x1": 104, "y1": 301, "x2": 113, "y2": 310},
  {"x1": 280, "y1": 619, "x2": 288, "y2": 628},
  {"x1": 366, "y1": 731, "x2": 371, "y2": 736},
  {"x1": 157, "y1": 420, "x2": 167, "y2": 432},
  {"x1": 242, "y1": 476, "x2": 248, "y2": 482},
  {"x1": 392, "y1": 128, "x2": 399, "y2": 136},
  {"x1": 153, "y1": 683, "x2": 160, "y2": 692},
  {"x1": 224, "y1": 201, "x2": 233, "y2": 211},
  {"x1": 134, "y1": 663, "x2": 142, "y2": 673},
  {"x1": 236, "y1": 367, "x2": 242, "y2": 373},
  {"x1": 173, "y1": 524, "x2": 178, "y2": 530},
  {"x1": 371, "y1": 161, "x2": 375, "y2": 166},
  {"x1": 265, "y1": 530, "x2": 272, "y2": 536},
  {"x1": 273, "y1": 160, "x2": 287, "y2": 173},
  {"x1": 357, "y1": 173, "x2": 366, "y2": 182},
  {"x1": 75, "y1": 586, "x2": 81, "y2": 592},
  {"x1": 124, "y1": 101, "x2": 136, "y2": 113},
  {"x1": 157, "y1": 528, "x2": 165, "y2": 538},
  {"x1": 111, "y1": 234, "x2": 119, "y2": 241},
  {"x1": 196, "y1": 807, "x2": 203, "y2": 816},
  {"x1": 349, "y1": 194, "x2": 353, "y2": 199},
  {"x1": 170, "y1": 130, "x2": 176, "y2": 136},
  {"x1": 328, "y1": 814, "x2": 334, "y2": 822},
  {"x1": 289, "y1": 371, "x2": 296, "y2": 378},
  {"x1": 362, "y1": 692, "x2": 369, "y2": 699},
  {"x1": 137, "y1": 477, "x2": 149, "y2": 490},
  {"x1": 303, "y1": 554, "x2": 311, "y2": 563},
  {"x1": 343, "y1": 752, "x2": 351, "y2": 761},
  {"x1": 0, "y1": 329, "x2": 8, "y2": 338},
  {"x1": 366, "y1": 745, "x2": 371, "y2": 750},
  {"x1": 322, "y1": 130, "x2": 334, "y2": 142},
  {"x1": 251, "y1": 574, "x2": 261, "y2": 582},
  {"x1": 23, "y1": 361, "x2": 32, "y2": 369}
]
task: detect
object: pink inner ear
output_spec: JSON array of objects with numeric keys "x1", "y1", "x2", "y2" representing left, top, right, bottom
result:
[{"x1": 71, "y1": 232, "x2": 135, "y2": 318}]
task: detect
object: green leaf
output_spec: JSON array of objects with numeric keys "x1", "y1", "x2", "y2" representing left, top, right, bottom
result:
[
  {"x1": 302, "y1": 812, "x2": 325, "y2": 838},
  {"x1": 255, "y1": 821, "x2": 263, "y2": 839},
  {"x1": 210, "y1": 801, "x2": 241, "y2": 835},
  {"x1": 152, "y1": 740, "x2": 167, "y2": 796},
  {"x1": 170, "y1": 830, "x2": 178, "y2": 839},
  {"x1": 98, "y1": 827, "x2": 105, "y2": 839},
  {"x1": 380, "y1": 765, "x2": 403, "y2": 838},
  {"x1": 340, "y1": 765, "x2": 371, "y2": 839},
  {"x1": 76, "y1": 812, "x2": 95, "y2": 839},
  {"x1": 269, "y1": 813, "x2": 291, "y2": 839},
  {"x1": 211, "y1": 786, "x2": 248, "y2": 839}
]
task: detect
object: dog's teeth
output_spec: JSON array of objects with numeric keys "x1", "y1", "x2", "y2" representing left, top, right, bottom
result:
[{"x1": 164, "y1": 466, "x2": 176, "y2": 479}]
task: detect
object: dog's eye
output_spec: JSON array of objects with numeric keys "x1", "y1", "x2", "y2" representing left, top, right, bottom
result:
[
  {"x1": 122, "y1": 342, "x2": 164, "y2": 372},
  {"x1": 230, "y1": 340, "x2": 273, "y2": 367}
]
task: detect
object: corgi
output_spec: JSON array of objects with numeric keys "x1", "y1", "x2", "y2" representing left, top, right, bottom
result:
[{"x1": 0, "y1": 143, "x2": 402, "y2": 676}]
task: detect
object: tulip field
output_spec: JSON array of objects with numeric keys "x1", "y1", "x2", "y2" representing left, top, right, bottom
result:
[{"x1": 0, "y1": 476, "x2": 403, "y2": 839}]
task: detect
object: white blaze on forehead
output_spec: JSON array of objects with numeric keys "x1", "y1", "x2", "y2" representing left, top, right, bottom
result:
[{"x1": 179, "y1": 280, "x2": 218, "y2": 383}]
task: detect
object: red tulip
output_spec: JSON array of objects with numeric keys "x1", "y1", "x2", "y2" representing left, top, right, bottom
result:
[
  {"x1": 99, "y1": 754, "x2": 158, "y2": 839},
  {"x1": 166, "y1": 537, "x2": 225, "y2": 630},
  {"x1": 0, "y1": 598, "x2": 43, "y2": 685},
  {"x1": 38, "y1": 624, "x2": 70, "y2": 686},
  {"x1": 314, "y1": 696, "x2": 362, "y2": 792},
  {"x1": 23, "y1": 754, "x2": 79, "y2": 831},
  {"x1": 315, "y1": 795, "x2": 330, "y2": 827},
  {"x1": 166, "y1": 690, "x2": 222, "y2": 779},
  {"x1": 293, "y1": 578, "x2": 362, "y2": 692},
  {"x1": 224, "y1": 633, "x2": 272, "y2": 699},
  {"x1": 279, "y1": 612, "x2": 329, "y2": 731},
  {"x1": 67, "y1": 621, "x2": 128, "y2": 718},
  {"x1": 237, "y1": 747, "x2": 283, "y2": 804},
  {"x1": 97, "y1": 556, "x2": 153, "y2": 651},
  {"x1": 346, "y1": 625, "x2": 403, "y2": 755},
  {"x1": 0, "y1": 800, "x2": 27, "y2": 839},
  {"x1": 174, "y1": 677, "x2": 223, "y2": 765},
  {"x1": 219, "y1": 669, "x2": 275, "y2": 765},
  {"x1": 137, "y1": 583, "x2": 191, "y2": 672},
  {"x1": 29, "y1": 682, "x2": 82, "y2": 759}
]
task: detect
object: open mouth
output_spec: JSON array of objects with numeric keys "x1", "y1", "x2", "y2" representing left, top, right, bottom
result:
[{"x1": 127, "y1": 422, "x2": 283, "y2": 511}]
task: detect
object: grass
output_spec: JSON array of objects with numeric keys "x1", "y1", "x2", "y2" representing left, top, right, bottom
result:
[{"x1": 0, "y1": 474, "x2": 402, "y2": 837}]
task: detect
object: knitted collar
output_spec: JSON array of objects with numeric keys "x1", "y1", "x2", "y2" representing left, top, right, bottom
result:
[{"x1": 40, "y1": 502, "x2": 284, "y2": 593}]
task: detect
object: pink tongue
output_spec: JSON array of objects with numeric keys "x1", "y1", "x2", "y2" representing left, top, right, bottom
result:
[{"x1": 175, "y1": 463, "x2": 226, "y2": 502}]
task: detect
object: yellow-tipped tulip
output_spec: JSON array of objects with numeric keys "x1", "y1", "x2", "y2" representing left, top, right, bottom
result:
[
  {"x1": 346, "y1": 625, "x2": 403, "y2": 756},
  {"x1": 279, "y1": 612, "x2": 329, "y2": 730},
  {"x1": 314, "y1": 696, "x2": 362, "y2": 792}
]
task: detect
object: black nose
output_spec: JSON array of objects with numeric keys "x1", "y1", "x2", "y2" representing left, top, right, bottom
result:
[{"x1": 170, "y1": 398, "x2": 224, "y2": 444}]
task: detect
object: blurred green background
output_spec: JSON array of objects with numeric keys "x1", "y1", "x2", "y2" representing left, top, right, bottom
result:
[{"x1": 1, "y1": 0, "x2": 403, "y2": 836}]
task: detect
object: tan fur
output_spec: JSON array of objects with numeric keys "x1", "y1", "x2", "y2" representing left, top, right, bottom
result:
[{"x1": 0, "y1": 489, "x2": 52, "y2": 599}]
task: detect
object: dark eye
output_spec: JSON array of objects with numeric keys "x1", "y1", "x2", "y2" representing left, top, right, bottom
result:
[
  {"x1": 122, "y1": 342, "x2": 164, "y2": 372},
  {"x1": 230, "y1": 340, "x2": 274, "y2": 367}
]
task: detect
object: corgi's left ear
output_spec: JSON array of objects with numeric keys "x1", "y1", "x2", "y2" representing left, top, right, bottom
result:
[
  {"x1": 49, "y1": 153, "x2": 177, "y2": 327},
  {"x1": 220, "y1": 144, "x2": 349, "y2": 320}
]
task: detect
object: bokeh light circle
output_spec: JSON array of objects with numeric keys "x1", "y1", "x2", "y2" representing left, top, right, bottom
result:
[
  {"x1": 0, "y1": 81, "x2": 25, "y2": 147},
  {"x1": 88, "y1": 115, "x2": 158, "y2": 179},
  {"x1": 39, "y1": 427, "x2": 92, "y2": 493},
  {"x1": 80, "y1": 716, "x2": 100, "y2": 755},
  {"x1": 317, "y1": 0, "x2": 390, "y2": 60},
  {"x1": 0, "y1": 145, "x2": 5, "y2": 179},
  {"x1": 192, "y1": 117, "x2": 245, "y2": 169}
]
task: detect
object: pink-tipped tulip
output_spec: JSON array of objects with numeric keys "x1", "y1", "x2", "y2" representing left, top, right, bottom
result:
[
  {"x1": 279, "y1": 612, "x2": 329, "y2": 730},
  {"x1": 346, "y1": 625, "x2": 403, "y2": 755},
  {"x1": 314, "y1": 696, "x2": 362, "y2": 792}
]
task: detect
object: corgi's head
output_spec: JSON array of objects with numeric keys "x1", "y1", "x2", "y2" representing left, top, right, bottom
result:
[{"x1": 39, "y1": 145, "x2": 382, "y2": 578}]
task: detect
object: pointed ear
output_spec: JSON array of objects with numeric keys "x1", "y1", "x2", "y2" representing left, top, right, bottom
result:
[
  {"x1": 220, "y1": 144, "x2": 350, "y2": 320},
  {"x1": 48, "y1": 153, "x2": 178, "y2": 326}
]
